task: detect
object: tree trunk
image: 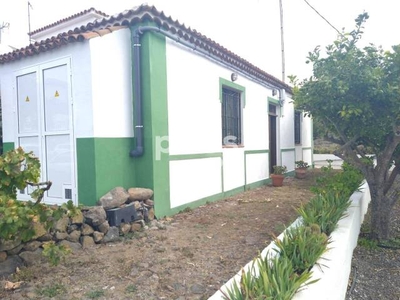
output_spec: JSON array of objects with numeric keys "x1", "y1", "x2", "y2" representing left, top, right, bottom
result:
[{"x1": 369, "y1": 184, "x2": 392, "y2": 241}]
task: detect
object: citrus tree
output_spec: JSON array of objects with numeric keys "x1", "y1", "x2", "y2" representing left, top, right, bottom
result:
[{"x1": 292, "y1": 13, "x2": 400, "y2": 241}]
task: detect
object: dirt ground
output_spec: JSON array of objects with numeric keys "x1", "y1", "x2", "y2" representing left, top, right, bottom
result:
[{"x1": 0, "y1": 172, "x2": 318, "y2": 300}]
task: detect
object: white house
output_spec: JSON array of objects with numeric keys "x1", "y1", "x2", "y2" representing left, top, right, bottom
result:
[{"x1": 0, "y1": 5, "x2": 313, "y2": 217}]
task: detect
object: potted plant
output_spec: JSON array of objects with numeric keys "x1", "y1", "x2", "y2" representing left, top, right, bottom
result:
[
  {"x1": 271, "y1": 165, "x2": 287, "y2": 187},
  {"x1": 295, "y1": 160, "x2": 309, "y2": 179}
]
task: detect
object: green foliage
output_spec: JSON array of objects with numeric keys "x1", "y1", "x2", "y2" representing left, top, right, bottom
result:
[
  {"x1": 358, "y1": 237, "x2": 378, "y2": 250},
  {"x1": 42, "y1": 241, "x2": 72, "y2": 266},
  {"x1": 85, "y1": 289, "x2": 105, "y2": 299},
  {"x1": 125, "y1": 284, "x2": 137, "y2": 293},
  {"x1": 222, "y1": 255, "x2": 315, "y2": 300},
  {"x1": 297, "y1": 192, "x2": 351, "y2": 236},
  {"x1": 273, "y1": 165, "x2": 287, "y2": 175},
  {"x1": 274, "y1": 225, "x2": 329, "y2": 274},
  {"x1": 311, "y1": 162, "x2": 363, "y2": 199},
  {"x1": 295, "y1": 161, "x2": 309, "y2": 169},
  {"x1": 0, "y1": 148, "x2": 64, "y2": 242},
  {"x1": 0, "y1": 147, "x2": 41, "y2": 198},
  {"x1": 35, "y1": 283, "x2": 66, "y2": 297}
]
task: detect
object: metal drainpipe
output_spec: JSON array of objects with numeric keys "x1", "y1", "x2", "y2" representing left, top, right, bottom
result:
[
  {"x1": 129, "y1": 25, "x2": 287, "y2": 157},
  {"x1": 129, "y1": 28, "x2": 144, "y2": 157}
]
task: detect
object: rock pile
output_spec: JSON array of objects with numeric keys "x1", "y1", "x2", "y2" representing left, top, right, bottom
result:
[{"x1": 0, "y1": 187, "x2": 156, "y2": 277}]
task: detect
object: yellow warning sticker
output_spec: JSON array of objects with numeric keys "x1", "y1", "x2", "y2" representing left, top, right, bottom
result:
[
  {"x1": 54, "y1": 90, "x2": 59, "y2": 97},
  {"x1": 25, "y1": 96, "x2": 30, "y2": 102}
]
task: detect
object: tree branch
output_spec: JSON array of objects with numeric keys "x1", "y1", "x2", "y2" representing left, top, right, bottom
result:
[
  {"x1": 26, "y1": 181, "x2": 52, "y2": 205},
  {"x1": 384, "y1": 165, "x2": 399, "y2": 194}
]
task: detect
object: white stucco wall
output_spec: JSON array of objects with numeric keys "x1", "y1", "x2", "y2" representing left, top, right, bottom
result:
[
  {"x1": 166, "y1": 38, "x2": 280, "y2": 205},
  {"x1": 169, "y1": 157, "x2": 222, "y2": 208},
  {"x1": 0, "y1": 42, "x2": 94, "y2": 141},
  {"x1": 89, "y1": 28, "x2": 134, "y2": 138},
  {"x1": 245, "y1": 153, "x2": 269, "y2": 184}
]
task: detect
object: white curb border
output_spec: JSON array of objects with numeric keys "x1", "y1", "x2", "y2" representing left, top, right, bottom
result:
[{"x1": 209, "y1": 182, "x2": 371, "y2": 300}]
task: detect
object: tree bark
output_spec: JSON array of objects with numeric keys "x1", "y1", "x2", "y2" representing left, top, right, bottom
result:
[{"x1": 369, "y1": 183, "x2": 393, "y2": 241}]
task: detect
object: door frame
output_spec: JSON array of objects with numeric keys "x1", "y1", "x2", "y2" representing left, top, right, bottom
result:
[{"x1": 13, "y1": 57, "x2": 77, "y2": 205}]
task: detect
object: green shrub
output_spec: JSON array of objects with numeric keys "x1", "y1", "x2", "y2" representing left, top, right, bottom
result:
[
  {"x1": 222, "y1": 255, "x2": 315, "y2": 300},
  {"x1": 297, "y1": 192, "x2": 351, "y2": 236},
  {"x1": 0, "y1": 148, "x2": 63, "y2": 242},
  {"x1": 311, "y1": 162, "x2": 363, "y2": 198},
  {"x1": 274, "y1": 225, "x2": 329, "y2": 274},
  {"x1": 42, "y1": 241, "x2": 72, "y2": 266}
]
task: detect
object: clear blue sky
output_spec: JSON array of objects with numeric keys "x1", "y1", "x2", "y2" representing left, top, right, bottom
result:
[{"x1": 1, "y1": 0, "x2": 399, "y2": 81}]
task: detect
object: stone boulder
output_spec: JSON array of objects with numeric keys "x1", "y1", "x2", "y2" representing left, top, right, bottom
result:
[
  {"x1": 0, "y1": 238, "x2": 21, "y2": 252},
  {"x1": 59, "y1": 240, "x2": 82, "y2": 252},
  {"x1": 0, "y1": 255, "x2": 23, "y2": 277},
  {"x1": 98, "y1": 187, "x2": 129, "y2": 210},
  {"x1": 19, "y1": 248, "x2": 43, "y2": 266},
  {"x1": 98, "y1": 221, "x2": 110, "y2": 234},
  {"x1": 54, "y1": 215, "x2": 70, "y2": 232},
  {"x1": 83, "y1": 206, "x2": 106, "y2": 226},
  {"x1": 81, "y1": 224, "x2": 94, "y2": 236},
  {"x1": 80, "y1": 236, "x2": 95, "y2": 248},
  {"x1": 70, "y1": 210, "x2": 84, "y2": 225},
  {"x1": 127, "y1": 188, "x2": 153, "y2": 202},
  {"x1": 102, "y1": 227, "x2": 120, "y2": 243},
  {"x1": 23, "y1": 241, "x2": 42, "y2": 252},
  {"x1": 93, "y1": 231, "x2": 104, "y2": 243},
  {"x1": 32, "y1": 221, "x2": 47, "y2": 239}
]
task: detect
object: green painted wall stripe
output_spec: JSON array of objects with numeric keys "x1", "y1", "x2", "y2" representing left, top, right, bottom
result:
[
  {"x1": 281, "y1": 148, "x2": 295, "y2": 152},
  {"x1": 166, "y1": 177, "x2": 270, "y2": 216},
  {"x1": 76, "y1": 138, "x2": 136, "y2": 206},
  {"x1": 169, "y1": 152, "x2": 222, "y2": 161},
  {"x1": 219, "y1": 77, "x2": 246, "y2": 107},
  {"x1": 244, "y1": 149, "x2": 269, "y2": 155},
  {"x1": 2, "y1": 142, "x2": 14, "y2": 153},
  {"x1": 302, "y1": 147, "x2": 312, "y2": 150},
  {"x1": 136, "y1": 29, "x2": 170, "y2": 218}
]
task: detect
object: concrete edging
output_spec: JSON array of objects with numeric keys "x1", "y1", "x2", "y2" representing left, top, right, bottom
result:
[{"x1": 209, "y1": 182, "x2": 371, "y2": 300}]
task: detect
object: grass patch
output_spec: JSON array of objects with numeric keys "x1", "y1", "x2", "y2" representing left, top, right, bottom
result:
[
  {"x1": 36, "y1": 283, "x2": 66, "y2": 298},
  {"x1": 85, "y1": 289, "x2": 105, "y2": 299},
  {"x1": 126, "y1": 284, "x2": 137, "y2": 293}
]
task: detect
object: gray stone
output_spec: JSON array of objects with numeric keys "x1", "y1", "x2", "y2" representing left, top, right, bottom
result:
[
  {"x1": 55, "y1": 232, "x2": 68, "y2": 241},
  {"x1": 80, "y1": 236, "x2": 95, "y2": 248},
  {"x1": 37, "y1": 233, "x2": 53, "y2": 242},
  {"x1": 81, "y1": 223, "x2": 94, "y2": 236},
  {"x1": 0, "y1": 238, "x2": 21, "y2": 252},
  {"x1": 59, "y1": 240, "x2": 82, "y2": 252},
  {"x1": 93, "y1": 231, "x2": 104, "y2": 243},
  {"x1": 144, "y1": 199, "x2": 154, "y2": 206},
  {"x1": 119, "y1": 223, "x2": 131, "y2": 235},
  {"x1": 68, "y1": 224, "x2": 79, "y2": 233},
  {"x1": 127, "y1": 188, "x2": 153, "y2": 202},
  {"x1": 83, "y1": 206, "x2": 106, "y2": 226},
  {"x1": 67, "y1": 230, "x2": 81, "y2": 243},
  {"x1": 131, "y1": 223, "x2": 142, "y2": 232},
  {"x1": 0, "y1": 255, "x2": 23, "y2": 277},
  {"x1": 23, "y1": 241, "x2": 42, "y2": 252},
  {"x1": 190, "y1": 284, "x2": 206, "y2": 294},
  {"x1": 19, "y1": 249, "x2": 43, "y2": 266},
  {"x1": 70, "y1": 210, "x2": 84, "y2": 224},
  {"x1": 133, "y1": 201, "x2": 142, "y2": 210},
  {"x1": 98, "y1": 221, "x2": 110, "y2": 234},
  {"x1": 6, "y1": 243, "x2": 24, "y2": 255},
  {"x1": 54, "y1": 215, "x2": 70, "y2": 232},
  {"x1": 102, "y1": 227, "x2": 120, "y2": 243},
  {"x1": 0, "y1": 251, "x2": 7, "y2": 262},
  {"x1": 98, "y1": 187, "x2": 129, "y2": 210},
  {"x1": 31, "y1": 222, "x2": 47, "y2": 239}
]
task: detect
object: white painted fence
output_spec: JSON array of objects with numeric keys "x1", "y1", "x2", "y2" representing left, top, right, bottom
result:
[{"x1": 209, "y1": 182, "x2": 371, "y2": 300}]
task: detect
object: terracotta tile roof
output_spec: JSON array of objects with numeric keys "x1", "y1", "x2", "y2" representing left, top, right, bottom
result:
[
  {"x1": 29, "y1": 7, "x2": 109, "y2": 36},
  {"x1": 0, "y1": 5, "x2": 291, "y2": 91}
]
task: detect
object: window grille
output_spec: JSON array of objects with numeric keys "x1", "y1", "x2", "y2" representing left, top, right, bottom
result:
[
  {"x1": 294, "y1": 111, "x2": 301, "y2": 144},
  {"x1": 222, "y1": 87, "x2": 242, "y2": 145}
]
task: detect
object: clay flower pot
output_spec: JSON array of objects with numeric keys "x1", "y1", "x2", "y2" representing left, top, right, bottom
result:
[
  {"x1": 271, "y1": 174, "x2": 285, "y2": 187},
  {"x1": 295, "y1": 168, "x2": 307, "y2": 179}
]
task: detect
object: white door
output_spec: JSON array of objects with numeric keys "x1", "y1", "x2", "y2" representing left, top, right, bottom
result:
[{"x1": 15, "y1": 59, "x2": 75, "y2": 205}]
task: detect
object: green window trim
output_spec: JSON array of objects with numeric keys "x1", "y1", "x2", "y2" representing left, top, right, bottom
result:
[{"x1": 219, "y1": 77, "x2": 246, "y2": 107}]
